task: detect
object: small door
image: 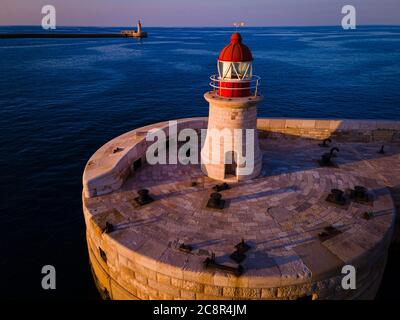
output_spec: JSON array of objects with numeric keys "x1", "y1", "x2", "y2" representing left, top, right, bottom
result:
[{"x1": 224, "y1": 151, "x2": 237, "y2": 178}]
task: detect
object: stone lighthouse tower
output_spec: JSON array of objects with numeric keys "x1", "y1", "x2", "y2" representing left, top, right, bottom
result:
[{"x1": 201, "y1": 32, "x2": 263, "y2": 182}]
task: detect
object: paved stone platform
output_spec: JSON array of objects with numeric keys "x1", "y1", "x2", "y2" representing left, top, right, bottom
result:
[{"x1": 83, "y1": 119, "x2": 399, "y2": 300}]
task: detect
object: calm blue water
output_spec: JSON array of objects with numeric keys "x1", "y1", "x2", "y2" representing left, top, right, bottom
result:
[{"x1": 0, "y1": 26, "x2": 399, "y2": 299}]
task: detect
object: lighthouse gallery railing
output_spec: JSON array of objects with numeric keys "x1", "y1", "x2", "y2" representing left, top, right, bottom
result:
[{"x1": 209, "y1": 75, "x2": 261, "y2": 97}]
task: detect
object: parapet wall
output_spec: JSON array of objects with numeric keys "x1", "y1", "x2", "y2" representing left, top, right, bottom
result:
[
  {"x1": 82, "y1": 118, "x2": 207, "y2": 198},
  {"x1": 257, "y1": 118, "x2": 400, "y2": 142},
  {"x1": 83, "y1": 118, "x2": 400, "y2": 198}
]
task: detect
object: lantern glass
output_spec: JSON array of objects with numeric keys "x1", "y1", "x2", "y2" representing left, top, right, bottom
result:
[
  {"x1": 218, "y1": 61, "x2": 252, "y2": 80},
  {"x1": 233, "y1": 62, "x2": 251, "y2": 79},
  {"x1": 218, "y1": 61, "x2": 232, "y2": 79}
]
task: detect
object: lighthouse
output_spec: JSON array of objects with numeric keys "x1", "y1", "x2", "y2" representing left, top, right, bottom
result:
[{"x1": 201, "y1": 32, "x2": 263, "y2": 182}]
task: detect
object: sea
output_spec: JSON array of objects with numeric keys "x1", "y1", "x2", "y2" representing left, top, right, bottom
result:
[{"x1": 0, "y1": 26, "x2": 399, "y2": 299}]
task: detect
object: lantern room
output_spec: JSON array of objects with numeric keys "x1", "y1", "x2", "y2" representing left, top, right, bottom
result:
[{"x1": 210, "y1": 32, "x2": 260, "y2": 98}]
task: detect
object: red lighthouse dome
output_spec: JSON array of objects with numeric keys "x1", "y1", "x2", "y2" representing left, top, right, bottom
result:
[
  {"x1": 212, "y1": 33, "x2": 258, "y2": 98},
  {"x1": 218, "y1": 32, "x2": 253, "y2": 62}
]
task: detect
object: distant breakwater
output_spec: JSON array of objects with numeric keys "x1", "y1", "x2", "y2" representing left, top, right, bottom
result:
[{"x1": 0, "y1": 33, "x2": 125, "y2": 39}]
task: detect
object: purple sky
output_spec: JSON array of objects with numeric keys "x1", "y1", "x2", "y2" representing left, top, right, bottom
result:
[{"x1": 1, "y1": 0, "x2": 399, "y2": 27}]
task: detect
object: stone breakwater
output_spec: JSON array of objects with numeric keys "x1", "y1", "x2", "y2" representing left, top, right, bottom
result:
[
  {"x1": 82, "y1": 117, "x2": 400, "y2": 300},
  {"x1": 0, "y1": 33, "x2": 125, "y2": 39}
]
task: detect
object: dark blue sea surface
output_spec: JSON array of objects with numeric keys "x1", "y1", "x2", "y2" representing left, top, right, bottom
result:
[{"x1": 0, "y1": 26, "x2": 399, "y2": 299}]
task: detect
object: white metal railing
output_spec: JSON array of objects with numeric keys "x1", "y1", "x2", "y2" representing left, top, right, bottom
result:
[{"x1": 209, "y1": 74, "x2": 261, "y2": 97}]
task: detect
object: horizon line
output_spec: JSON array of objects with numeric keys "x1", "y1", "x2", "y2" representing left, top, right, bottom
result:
[{"x1": 1, "y1": 23, "x2": 400, "y2": 28}]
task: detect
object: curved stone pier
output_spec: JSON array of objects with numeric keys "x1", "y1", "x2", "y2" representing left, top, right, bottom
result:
[{"x1": 83, "y1": 117, "x2": 400, "y2": 300}]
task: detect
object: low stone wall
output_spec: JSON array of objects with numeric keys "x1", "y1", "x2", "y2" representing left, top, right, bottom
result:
[
  {"x1": 82, "y1": 118, "x2": 207, "y2": 198},
  {"x1": 257, "y1": 118, "x2": 400, "y2": 142}
]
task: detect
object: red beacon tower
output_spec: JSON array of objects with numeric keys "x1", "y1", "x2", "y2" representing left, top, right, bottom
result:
[
  {"x1": 201, "y1": 32, "x2": 263, "y2": 182},
  {"x1": 212, "y1": 32, "x2": 259, "y2": 98}
]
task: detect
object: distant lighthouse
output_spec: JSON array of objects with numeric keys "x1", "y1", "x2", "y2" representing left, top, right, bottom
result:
[
  {"x1": 121, "y1": 19, "x2": 148, "y2": 38},
  {"x1": 201, "y1": 32, "x2": 263, "y2": 182}
]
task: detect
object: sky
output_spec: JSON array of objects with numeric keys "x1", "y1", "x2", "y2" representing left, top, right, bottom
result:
[{"x1": 0, "y1": 0, "x2": 399, "y2": 27}]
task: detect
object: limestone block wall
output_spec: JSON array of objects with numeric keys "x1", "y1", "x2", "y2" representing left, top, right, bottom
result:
[
  {"x1": 83, "y1": 117, "x2": 208, "y2": 198},
  {"x1": 257, "y1": 118, "x2": 400, "y2": 142},
  {"x1": 201, "y1": 102, "x2": 262, "y2": 181}
]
